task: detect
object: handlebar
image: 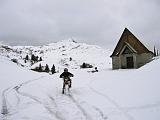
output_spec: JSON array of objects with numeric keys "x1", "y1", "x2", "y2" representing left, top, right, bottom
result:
[{"x1": 61, "y1": 75, "x2": 73, "y2": 78}]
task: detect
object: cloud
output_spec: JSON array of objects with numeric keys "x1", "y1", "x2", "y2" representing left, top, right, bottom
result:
[{"x1": 0, "y1": 0, "x2": 160, "y2": 50}]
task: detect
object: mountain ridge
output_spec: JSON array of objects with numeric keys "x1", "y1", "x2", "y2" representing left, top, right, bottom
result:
[{"x1": 0, "y1": 40, "x2": 112, "y2": 71}]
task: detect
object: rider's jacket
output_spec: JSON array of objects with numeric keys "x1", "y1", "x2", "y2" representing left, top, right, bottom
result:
[{"x1": 60, "y1": 72, "x2": 74, "y2": 79}]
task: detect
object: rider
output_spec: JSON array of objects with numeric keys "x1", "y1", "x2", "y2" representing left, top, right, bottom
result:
[{"x1": 60, "y1": 68, "x2": 74, "y2": 88}]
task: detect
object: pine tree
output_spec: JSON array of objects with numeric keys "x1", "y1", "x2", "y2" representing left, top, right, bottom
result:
[
  {"x1": 31, "y1": 54, "x2": 35, "y2": 61},
  {"x1": 35, "y1": 56, "x2": 39, "y2": 62},
  {"x1": 51, "y1": 64, "x2": 56, "y2": 74},
  {"x1": 39, "y1": 63, "x2": 42, "y2": 72},
  {"x1": 82, "y1": 62, "x2": 86, "y2": 68},
  {"x1": 157, "y1": 49, "x2": 159, "y2": 56},
  {"x1": 25, "y1": 55, "x2": 29, "y2": 60},
  {"x1": 39, "y1": 57, "x2": 42, "y2": 61},
  {"x1": 154, "y1": 46, "x2": 156, "y2": 56},
  {"x1": 45, "y1": 64, "x2": 50, "y2": 73}
]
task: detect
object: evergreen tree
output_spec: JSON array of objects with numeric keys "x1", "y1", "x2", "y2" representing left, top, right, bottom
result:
[
  {"x1": 82, "y1": 62, "x2": 86, "y2": 68},
  {"x1": 39, "y1": 57, "x2": 42, "y2": 61},
  {"x1": 45, "y1": 64, "x2": 50, "y2": 73},
  {"x1": 25, "y1": 55, "x2": 29, "y2": 60},
  {"x1": 157, "y1": 49, "x2": 159, "y2": 56},
  {"x1": 51, "y1": 64, "x2": 56, "y2": 74},
  {"x1": 39, "y1": 63, "x2": 42, "y2": 72},
  {"x1": 31, "y1": 54, "x2": 35, "y2": 61},
  {"x1": 35, "y1": 56, "x2": 39, "y2": 62},
  {"x1": 154, "y1": 46, "x2": 156, "y2": 56}
]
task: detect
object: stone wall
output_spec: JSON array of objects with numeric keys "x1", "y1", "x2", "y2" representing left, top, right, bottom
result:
[{"x1": 112, "y1": 53, "x2": 153, "y2": 69}]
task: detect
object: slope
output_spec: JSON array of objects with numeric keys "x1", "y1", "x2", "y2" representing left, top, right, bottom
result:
[{"x1": 0, "y1": 41, "x2": 160, "y2": 120}]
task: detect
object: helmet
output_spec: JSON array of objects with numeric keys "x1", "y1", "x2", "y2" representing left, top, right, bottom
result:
[{"x1": 64, "y1": 68, "x2": 68, "y2": 72}]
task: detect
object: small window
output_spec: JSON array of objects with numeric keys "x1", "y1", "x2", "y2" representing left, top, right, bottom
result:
[{"x1": 122, "y1": 47, "x2": 133, "y2": 54}]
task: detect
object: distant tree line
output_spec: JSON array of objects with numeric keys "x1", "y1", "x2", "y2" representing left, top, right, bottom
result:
[
  {"x1": 24, "y1": 54, "x2": 42, "y2": 64},
  {"x1": 24, "y1": 54, "x2": 56, "y2": 74},
  {"x1": 31, "y1": 63, "x2": 56, "y2": 74}
]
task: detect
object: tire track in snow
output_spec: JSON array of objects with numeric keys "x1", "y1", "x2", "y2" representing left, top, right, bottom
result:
[
  {"x1": 50, "y1": 93, "x2": 87, "y2": 120},
  {"x1": 47, "y1": 86, "x2": 91, "y2": 120},
  {"x1": 1, "y1": 75, "x2": 64, "y2": 120},
  {"x1": 91, "y1": 105, "x2": 108, "y2": 120},
  {"x1": 67, "y1": 93, "x2": 108, "y2": 120},
  {"x1": 1, "y1": 87, "x2": 19, "y2": 120},
  {"x1": 14, "y1": 86, "x2": 64, "y2": 120},
  {"x1": 1, "y1": 87, "x2": 12, "y2": 115},
  {"x1": 89, "y1": 86, "x2": 135, "y2": 120},
  {"x1": 2, "y1": 75, "x2": 86, "y2": 120},
  {"x1": 19, "y1": 76, "x2": 46, "y2": 86},
  {"x1": 14, "y1": 91, "x2": 21, "y2": 107},
  {"x1": 89, "y1": 84, "x2": 160, "y2": 115},
  {"x1": 67, "y1": 94, "x2": 92, "y2": 120},
  {"x1": 123, "y1": 102, "x2": 160, "y2": 111},
  {"x1": 46, "y1": 95, "x2": 66, "y2": 120}
]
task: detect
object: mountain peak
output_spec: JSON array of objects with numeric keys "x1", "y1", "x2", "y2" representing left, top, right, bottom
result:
[{"x1": 60, "y1": 38, "x2": 77, "y2": 43}]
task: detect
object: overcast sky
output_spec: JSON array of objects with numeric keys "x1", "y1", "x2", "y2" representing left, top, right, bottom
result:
[{"x1": 0, "y1": 0, "x2": 160, "y2": 50}]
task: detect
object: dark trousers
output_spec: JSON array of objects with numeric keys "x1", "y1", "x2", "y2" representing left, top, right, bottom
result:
[{"x1": 63, "y1": 80, "x2": 71, "y2": 89}]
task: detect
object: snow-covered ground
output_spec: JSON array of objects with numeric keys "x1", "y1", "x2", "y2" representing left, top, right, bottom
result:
[{"x1": 0, "y1": 40, "x2": 160, "y2": 120}]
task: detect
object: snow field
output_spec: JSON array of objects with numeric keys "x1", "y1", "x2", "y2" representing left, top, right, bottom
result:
[{"x1": 0, "y1": 41, "x2": 160, "y2": 120}]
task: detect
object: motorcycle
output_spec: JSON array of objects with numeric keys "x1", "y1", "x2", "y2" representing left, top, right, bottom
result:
[{"x1": 62, "y1": 77, "x2": 71, "y2": 94}]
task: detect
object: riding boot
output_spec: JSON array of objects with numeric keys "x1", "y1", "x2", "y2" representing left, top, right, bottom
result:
[
  {"x1": 63, "y1": 82, "x2": 65, "y2": 89},
  {"x1": 69, "y1": 81, "x2": 72, "y2": 88},
  {"x1": 62, "y1": 82, "x2": 65, "y2": 94}
]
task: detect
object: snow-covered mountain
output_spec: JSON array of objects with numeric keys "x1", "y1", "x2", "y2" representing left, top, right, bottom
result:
[
  {"x1": 0, "y1": 40, "x2": 160, "y2": 120},
  {"x1": 0, "y1": 39, "x2": 111, "y2": 71}
]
